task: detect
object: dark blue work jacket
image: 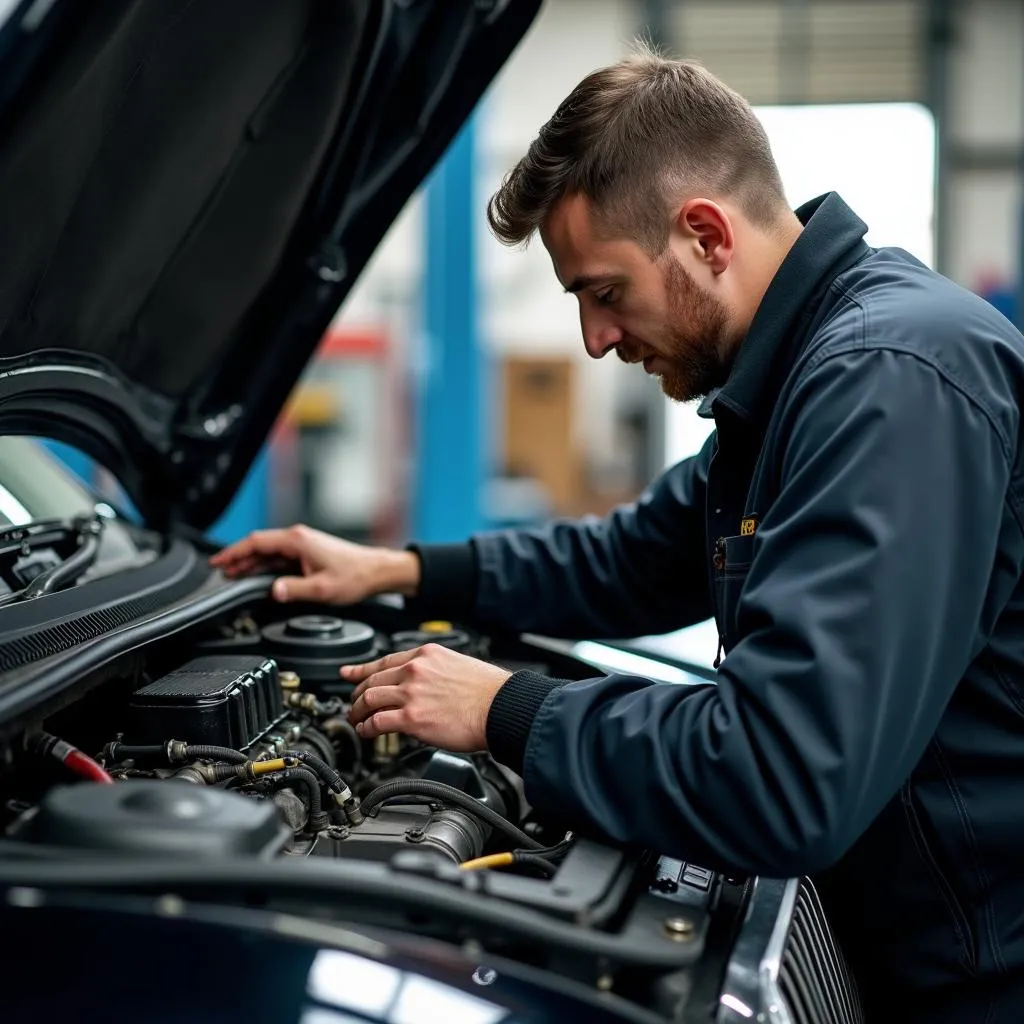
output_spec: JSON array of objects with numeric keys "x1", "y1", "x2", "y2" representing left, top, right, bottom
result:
[{"x1": 413, "y1": 193, "x2": 1024, "y2": 1022}]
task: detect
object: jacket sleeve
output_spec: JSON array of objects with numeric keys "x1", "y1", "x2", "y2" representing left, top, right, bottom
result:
[
  {"x1": 413, "y1": 433, "x2": 715, "y2": 639},
  {"x1": 487, "y1": 348, "x2": 1017, "y2": 877}
]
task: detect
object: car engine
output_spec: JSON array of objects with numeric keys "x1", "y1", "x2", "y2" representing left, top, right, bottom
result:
[
  {"x1": 0, "y1": 603, "x2": 863, "y2": 1024},
  {"x1": 4, "y1": 613, "x2": 535, "y2": 869}
]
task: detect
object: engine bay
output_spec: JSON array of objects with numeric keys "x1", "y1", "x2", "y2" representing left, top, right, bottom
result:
[
  {"x1": 0, "y1": 595, "x2": 855, "y2": 1022},
  {"x1": 3, "y1": 612, "x2": 548, "y2": 867}
]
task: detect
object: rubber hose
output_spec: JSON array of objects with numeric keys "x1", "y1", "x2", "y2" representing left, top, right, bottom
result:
[
  {"x1": 292, "y1": 728, "x2": 337, "y2": 769},
  {"x1": 359, "y1": 779, "x2": 544, "y2": 851},
  {"x1": 513, "y1": 852, "x2": 558, "y2": 877},
  {"x1": 105, "y1": 744, "x2": 166, "y2": 762},
  {"x1": 29, "y1": 732, "x2": 114, "y2": 784},
  {"x1": 269, "y1": 767, "x2": 323, "y2": 816},
  {"x1": 321, "y1": 717, "x2": 361, "y2": 763},
  {"x1": 183, "y1": 745, "x2": 248, "y2": 765},
  {"x1": 280, "y1": 750, "x2": 347, "y2": 794},
  {"x1": 207, "y1": 763, "x2": 242, "y2": 784}
]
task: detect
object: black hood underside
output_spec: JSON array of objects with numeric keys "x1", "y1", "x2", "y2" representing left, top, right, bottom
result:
[{"x1": 0, "y1": 0, "x2": 540, "y2": 529}]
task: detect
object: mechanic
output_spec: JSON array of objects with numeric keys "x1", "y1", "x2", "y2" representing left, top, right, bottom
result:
[{"x1": 212, "y1": 46, "x2": 1024, "y2": 1023}]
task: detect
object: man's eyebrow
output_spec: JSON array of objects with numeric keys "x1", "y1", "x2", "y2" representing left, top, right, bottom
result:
[{"x1": 564, "y1": 274, "x2": 613, "y2": 294}]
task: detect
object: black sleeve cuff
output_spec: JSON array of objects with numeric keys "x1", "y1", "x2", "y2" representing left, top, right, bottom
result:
[
  {"x1": 486, "y1": 670, "x2": 569, "y2": 775},
  {"x1": 404, "y1": 541, "x2": 479, "y2": 622}
]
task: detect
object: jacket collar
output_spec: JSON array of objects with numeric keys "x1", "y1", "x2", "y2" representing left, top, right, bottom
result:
[{"x1": 698, "y1": 192, "x2": 871, "y2": 429}]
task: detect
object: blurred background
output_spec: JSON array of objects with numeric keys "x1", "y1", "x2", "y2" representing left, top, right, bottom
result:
[{"x1": 48, "y1": 0, "x2": 1024, "y2": 552}]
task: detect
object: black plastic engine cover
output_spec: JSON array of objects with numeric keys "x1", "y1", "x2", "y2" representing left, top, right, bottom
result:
[
  {"x1": 26, "y1": 781, "x2": 289, "y2": 858},
  {"x1": 126, "y1": 656, "x2": 283, "y2": 749}
]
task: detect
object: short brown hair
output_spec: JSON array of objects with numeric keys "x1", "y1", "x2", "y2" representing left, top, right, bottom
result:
[{"x1": 487, "y1": 42, "x2": 788, "y2": 254}]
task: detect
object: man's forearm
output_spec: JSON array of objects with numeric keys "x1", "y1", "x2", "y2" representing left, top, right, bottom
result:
[{"x1": 372, "y1": 548, "x2": 421, "y2": 597}]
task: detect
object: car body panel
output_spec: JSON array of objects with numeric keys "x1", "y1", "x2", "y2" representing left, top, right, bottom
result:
[{"x1": 0, "y1": 0, "x2": 541, "y2": 529}]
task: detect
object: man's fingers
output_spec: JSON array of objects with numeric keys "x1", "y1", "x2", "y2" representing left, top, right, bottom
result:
[
  {"x1": 356, "y1": 709, "x2": 406, "y2": 740},
  {"x1": 349, "y1": 676, "x2": 409, "y2": 724},
  {"x1": 210, "y1": 528, "x2": 304, "y2": 566},
  {"x1": 348, "y1": 664, "x2": 408, "y2": 703},
  {"x1": 221, "y1": 555, "x2": 275, "y2": 576},
  {"x1": 271, "y1": 573, "x2": 337, "y2": 604},
  {"x1": 217, "y1": 556, "x2": 255, "y2": 576},
  {"x1": 209, "y1": 536, "x2": 263, "y2": 565},
  {"x1": 216, "y1": 555, "x2": 296, "y2": 583},
  {"x1": 342, "y1": 647, "x2": 420, "y2": 688}
]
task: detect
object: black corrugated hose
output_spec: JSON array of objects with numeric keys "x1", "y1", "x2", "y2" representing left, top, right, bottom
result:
[
  {"x1": 279, "y1": 750, "x2": 345, "y2": 793},
  {"x1": 181, "y1": 745, "x2": 248, "y2": 765},
  {"x1": 279, "y1": 750, "x2": 362, "y2": 825},
  {"x1": 104, "y1": 743, "x2": 249, "y2": 766},
  {"x1": 511, "y1": 852, "x2": 558, "y2": 877}
]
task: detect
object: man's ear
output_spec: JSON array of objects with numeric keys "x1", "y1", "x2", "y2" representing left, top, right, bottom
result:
[{"x1": 674, "y1": 199, "x2": 734, "y2": 274}]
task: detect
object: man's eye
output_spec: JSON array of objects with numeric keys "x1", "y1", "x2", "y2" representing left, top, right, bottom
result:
[{"x1": 595, "y1": 289, "x2": 617, "y2": 306}]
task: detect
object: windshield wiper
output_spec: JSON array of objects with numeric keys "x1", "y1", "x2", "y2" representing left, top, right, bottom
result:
[
  {"x1": 0, "y1": 518, "x2": 67, "y2": 547},
  {"x1": 21, "y1": 512, "x2": 105, "y2": 600},
  {"x1": 0, "y1": 513, "x2": 106, "y2": 603}
]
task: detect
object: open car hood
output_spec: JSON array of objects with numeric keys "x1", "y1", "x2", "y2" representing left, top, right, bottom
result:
[{"x1": 0, "y1": 0, "x2": 541, "y2": 530}]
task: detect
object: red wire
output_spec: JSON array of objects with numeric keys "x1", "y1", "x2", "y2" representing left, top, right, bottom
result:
[{"x1": 62, "y1": 748, "x2": 115, "y2": 784}]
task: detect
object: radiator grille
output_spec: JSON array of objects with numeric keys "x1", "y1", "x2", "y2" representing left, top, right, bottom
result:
[{"x1": 778, "y1": 878, "x2": 863, "y2": 1024}]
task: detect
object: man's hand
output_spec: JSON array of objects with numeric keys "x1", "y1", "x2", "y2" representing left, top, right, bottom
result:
[
  {"x1": 345, "y1": 643, "x2": 512, "y2": 751},
  {"x1": 209, "y1": 524, "x2": 420, "y2": 605}
]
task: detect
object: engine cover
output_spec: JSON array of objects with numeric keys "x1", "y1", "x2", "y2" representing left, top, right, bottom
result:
[
  {"x1": 24, "y1": 781, "x2": 289, "y2": 858},
  {"x1": 126, "y1": 656, "x2": 284, "y2": 749}
]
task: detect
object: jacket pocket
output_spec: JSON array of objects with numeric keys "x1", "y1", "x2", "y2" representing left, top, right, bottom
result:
[
  {"x1": 723, "y1": 532, "x2": 756, "y2": 573},
  {"x1": 901, "y1": 781, "x2": 979, "y2": 975},
  {"x1": 715, "y1": 533, "x2": 756, "y2": 652}
]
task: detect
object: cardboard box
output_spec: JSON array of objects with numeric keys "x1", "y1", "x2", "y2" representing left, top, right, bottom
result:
[{"x1": 502, "y1": 356, "x2": 581, "y2": 513}]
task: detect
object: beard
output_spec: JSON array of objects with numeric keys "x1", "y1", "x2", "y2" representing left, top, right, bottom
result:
[{"x1": 617, "y1": 258, "x2": 732, "y2": 403}]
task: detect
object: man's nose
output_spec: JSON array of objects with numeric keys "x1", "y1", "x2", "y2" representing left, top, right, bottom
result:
[{"x1": 581, "y1": 311, "x2": 622, "y2": 359}]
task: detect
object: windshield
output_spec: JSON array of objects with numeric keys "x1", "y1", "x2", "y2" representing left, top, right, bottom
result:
[
  {"x1": 0, "y1": 437, "x2": 147, "y2": 574},
  {"x1": 0, "y1": 437, "x2": 100, "y2": 526}
]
